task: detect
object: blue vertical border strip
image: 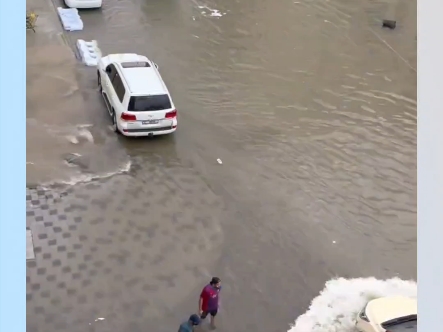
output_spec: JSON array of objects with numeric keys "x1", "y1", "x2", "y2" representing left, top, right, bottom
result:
[
  {"x1": 418, "y1": 0, "x2": 443, "y2": 331},
  {"x1": 0, "y1": 0, "x2": 26, "y2": 328}
]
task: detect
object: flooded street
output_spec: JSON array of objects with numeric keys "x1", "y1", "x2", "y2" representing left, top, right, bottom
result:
[{"x1": 26, "y1": 0, "x2": 416, "y2": 331}]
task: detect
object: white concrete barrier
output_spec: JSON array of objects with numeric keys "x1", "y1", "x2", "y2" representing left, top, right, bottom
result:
[
  {"x1": 76, "y1": 39, "x2": 102, "y2": 66},
  {"x1": 57, "y1": 7, "x2": 84, "y2": 31}
]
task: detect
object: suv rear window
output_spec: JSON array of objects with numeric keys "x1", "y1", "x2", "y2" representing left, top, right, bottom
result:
[
  {"x1": 128, "y1": 95, "x2": 172, "y2": 112},
  {"x1": 381, "y1": 315, "x2": 417, "y2": 332},
  {"x1": 121, "y1": 61, "x2": 151, "y2": 68}
]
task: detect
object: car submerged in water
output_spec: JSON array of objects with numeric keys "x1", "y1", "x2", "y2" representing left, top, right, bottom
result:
[{"x1": 356, "y1": 296, "x2": 417, "y2": 332}]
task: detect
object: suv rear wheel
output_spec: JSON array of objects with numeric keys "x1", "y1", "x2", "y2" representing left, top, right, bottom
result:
[
  {"x1": 111, "y1": 110, "x2": 118, "y2": 133},
  {"x1": 97, "y1": 71, "x2": 102, "y2": 92}
]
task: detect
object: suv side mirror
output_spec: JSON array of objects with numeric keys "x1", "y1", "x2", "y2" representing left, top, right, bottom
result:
[{"x1": 154, "y1": 63, "x2": 159, "y2": 69}]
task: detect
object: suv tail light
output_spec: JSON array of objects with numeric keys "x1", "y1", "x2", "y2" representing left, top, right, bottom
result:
[
  {"x1": 121, "y1": 112, "x2": 137, "y2": 121},
  {"x1": 165, "y1": 109, "x2": 177, "y2": 119}
]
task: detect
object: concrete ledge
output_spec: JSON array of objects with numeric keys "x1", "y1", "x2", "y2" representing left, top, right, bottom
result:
[{"x1": 26, "y1": 229, "x2": 36, "y2": 261}]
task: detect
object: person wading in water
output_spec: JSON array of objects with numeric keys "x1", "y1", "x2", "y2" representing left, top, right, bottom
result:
[
  {"x1": 178, "y1": 314, "x2": 201, "y2": 332},
  {"x1": 199, "y1": 277, "x2": 222, "y2": 330}
]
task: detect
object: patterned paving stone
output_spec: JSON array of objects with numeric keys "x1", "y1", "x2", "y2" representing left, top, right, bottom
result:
[{"x1": 26, "y1": 170, "x2": 225, "y2": 332}]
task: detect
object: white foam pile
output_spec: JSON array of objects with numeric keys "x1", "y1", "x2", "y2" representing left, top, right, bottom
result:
[
  {"x1": 76, "y1": 40, "x2": 102, "y2": 66},
  {"x1": 57, "y1": 7, "x2": 84, "y2": 31},
  {"x1": 288, "y1": 277, "x2": 417, "y2": 332}
]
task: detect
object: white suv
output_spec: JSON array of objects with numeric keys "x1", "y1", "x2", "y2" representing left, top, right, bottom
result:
[
  {"x1": 356, "y1": 296, "x2": 417, "y2": 332},
  {"x1": 97, "y1": 53, "x2": 177, "y2": 137}
]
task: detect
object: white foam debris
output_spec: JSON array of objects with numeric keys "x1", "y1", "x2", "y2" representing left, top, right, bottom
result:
[
  {"x1": 288, "y1": 277, "x2": 417, "y2": 332},
  {"x1": 57, "y1": 7, "x2": 84, "y2": 31},
  {"x1": 198, "y1": 5, "x2": 226, "y2": 18},
  {"x1": 77, "y1": 124, "x2": 94, "y2": 129},
  {"x1": 78, "y1": 128, "x2": 94, "y2": 143},
  {"x1": 76, "y1": 39, "x2": 102, "y2": 66},
  {"x1": 217, "y1": 158, "x2": 223, "y2": 164},
  {"x1": 210, "y1": 10, "x2": 223, "y2": 17},
  {"x1": 66, "y1": 135, "x2": 79, "y2": 144},
  {"x1": 41, "y1": 160, "x2": 132, "y2": 188}
]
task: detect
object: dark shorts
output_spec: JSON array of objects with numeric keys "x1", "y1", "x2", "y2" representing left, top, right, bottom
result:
[{"x1": 201, "y1": 309, "x2": 218, "y2": 319}]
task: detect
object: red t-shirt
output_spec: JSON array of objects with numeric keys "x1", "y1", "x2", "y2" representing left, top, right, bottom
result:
[{"x1": 200, "y1": 284, "x2": 220, "y2": 311}]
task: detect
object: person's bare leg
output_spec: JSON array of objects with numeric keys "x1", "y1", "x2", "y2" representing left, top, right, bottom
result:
[{"x1": 210, "y1": 315, "x2": 216, "y2": 329}]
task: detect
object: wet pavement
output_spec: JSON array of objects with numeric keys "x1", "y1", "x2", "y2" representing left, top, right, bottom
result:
[
  {"x1": 26, "y1": 0, "x2": 416, "y2": 331},
  {"x1": 26, "y1": 173, "x2": 225, "y2": 332}
]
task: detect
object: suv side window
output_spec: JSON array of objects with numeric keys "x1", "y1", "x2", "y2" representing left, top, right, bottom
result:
[
  {"x1": 112, "y1": 73, "x2": 126, "y2": 103},
  {"x1": 105, "y1": 64, "x2": 117, "y2": 82}
]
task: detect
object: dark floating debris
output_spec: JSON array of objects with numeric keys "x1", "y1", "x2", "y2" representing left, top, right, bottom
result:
[
  {"x1": 382, "y1": 20, "x2": 396, "y2": 30},
  {"x1": 63, "y1": 153, "x2": 90, "y2": 171}
]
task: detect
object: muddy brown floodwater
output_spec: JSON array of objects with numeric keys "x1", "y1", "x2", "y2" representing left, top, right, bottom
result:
[{"x1": 26, "y1": 0, "x2": 416, "y2": 331}]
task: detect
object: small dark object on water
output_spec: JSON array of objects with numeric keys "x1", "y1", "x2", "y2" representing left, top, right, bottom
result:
[{"x1": 382, "y1": 20, "x2": 396, "y2": 29}]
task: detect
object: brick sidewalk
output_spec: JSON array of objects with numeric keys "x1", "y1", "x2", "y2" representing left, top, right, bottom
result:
[{"x1": 26, "y1": 171, "x2": 225, "y2": 332}]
